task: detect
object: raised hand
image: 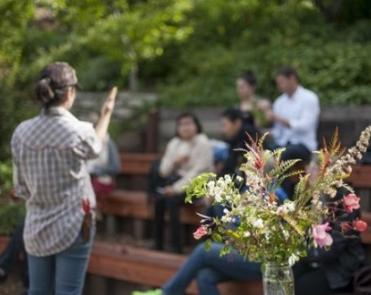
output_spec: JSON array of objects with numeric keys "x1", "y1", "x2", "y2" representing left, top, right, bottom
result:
[{"x1": 100, "y1": 86, "x2": 118, "y2": 117}]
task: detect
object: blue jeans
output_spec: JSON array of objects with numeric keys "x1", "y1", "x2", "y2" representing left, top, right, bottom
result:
[
  {"x1": 27, "y1": 228, "x2": 94, "y2": 295},
  {"x1": 163, "y1": 243, "x2": 261, "y2": 295}
]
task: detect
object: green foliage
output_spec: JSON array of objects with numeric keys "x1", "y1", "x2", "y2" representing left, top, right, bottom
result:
[
  {"x1": 0, "y1": 161, "x2": 25, "y2": 235},
  {"x1": 157, "y1": 0, "x2": 371, "y2": 107},
  {"x1": 0, "y1": 204, "x2": 25, "y2": 235},
  {"x1": 1, "y1": 0, "x2": 371, "y2": 157},
  {"x1": 0, "y1": 161, "x2": 12, "y2": 195},
  {"x1": 185, "y1": 172, "x2": 216, "y2": 203}
]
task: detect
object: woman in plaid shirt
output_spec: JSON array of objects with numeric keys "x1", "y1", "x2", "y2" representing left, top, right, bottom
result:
[{"x1": 11, "y1": 62, "x2": 117, "y2": 295}]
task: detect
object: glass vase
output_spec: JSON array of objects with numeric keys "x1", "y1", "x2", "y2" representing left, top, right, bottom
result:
[{"x1": 262, "y1": 263, "x2": 295, "y2": 295}]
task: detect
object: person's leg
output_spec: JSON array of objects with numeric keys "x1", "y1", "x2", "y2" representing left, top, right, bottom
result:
[
  {"x1": 167, "y1": 195, "x2": 184, "y2": 253},
  {"x1": 27, "y1": 254, "x2": 54, "y2": 295},
  {"x1": 0, "y1": 221, "x2": 25, "y2": 274},
  {"x1": 154, "y1": 195, "x2": 166, "y2": 250},
  {"x1": 294, "y1": 267, "x2": 333, "y2": 295},
  {"x1": 163, "y1": 243, "x2": 260, "y2": 295},
  {"x1": 54, "y1": 230, "x2": 93, "y2": 295},
  {"x1": 196, "y1": 268, "x2": 225, "y2": 295}
]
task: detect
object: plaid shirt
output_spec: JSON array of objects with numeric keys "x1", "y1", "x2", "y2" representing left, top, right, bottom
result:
[{"x1": 11, "y1": 107, "x2": 101, "y2": 256}]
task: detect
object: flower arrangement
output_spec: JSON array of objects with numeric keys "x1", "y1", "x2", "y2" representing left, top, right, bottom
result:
[{"x1": 186, "y1": 128, "x2": 371, "y2": 266}]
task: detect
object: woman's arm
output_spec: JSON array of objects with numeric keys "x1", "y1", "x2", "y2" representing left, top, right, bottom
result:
[
  {"x1": 171, "y1": 138, "x2": 213, "y2": 193},
  {"x1": 159, "y1": 139, "x2": 178, "y2": 177},
  {"x1": 95, "y1": 87, "x2": 118, "y2": 142}
]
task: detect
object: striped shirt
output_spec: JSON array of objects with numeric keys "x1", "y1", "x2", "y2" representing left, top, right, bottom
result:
[{"x1": 11, "y1": 107, "x2": 101, "y2": 256}]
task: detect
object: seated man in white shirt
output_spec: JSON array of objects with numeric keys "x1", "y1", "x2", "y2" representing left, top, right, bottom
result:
[{"x1": 266, "y1": 66, "x2": 320, "y2": 154}]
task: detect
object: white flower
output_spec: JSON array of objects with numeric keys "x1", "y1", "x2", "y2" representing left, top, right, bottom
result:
[
  {"x1": 277, "y1": 201, "x2": 296, "y2": 215},
  {"x1": 282, "y1": 230, "x2": 289, "y2": 240},
  {"x1": 288, "y1": 254, "x2": 300, "y2": 266},
  {"x1": 207, "y1": 181, "x2": 215, "y2": 195},
  {"x1": 214, "y1": 192, "x2": 222, "y2": 203},
  {"x1": 285, "y1": 201, "x2": 295, "y2": 212},
  {"x1": 224, "y1": 175, "x2": 232, "y2": 184},
  {"x1": 223, "y1": 208, "x2": 230, "y2": 215},
  {"x1": 236, "y1": 175, "x2": 243, "y2": 182},
  {"x1": 221, "y1": 215, "x2": 232, "y2": 223},
  {"x1": 252, "y1": 218, "x2": 264, "y2": 228},
  {"x1": 244, "y1": 231, "x2": 251, "y2": 238}
]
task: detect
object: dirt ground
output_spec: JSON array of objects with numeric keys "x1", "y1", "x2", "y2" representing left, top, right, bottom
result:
[{"x1": 0, "y1": 272, "x2": 25, "y2": 295}]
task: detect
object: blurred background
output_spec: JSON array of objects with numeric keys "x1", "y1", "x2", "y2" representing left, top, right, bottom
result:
[
  {"x1": 1, "y1": 1, "x2": 371, "y2": 294},
  {"x1": 1, "y1": 0, "x2": 371, "y2": 159}
]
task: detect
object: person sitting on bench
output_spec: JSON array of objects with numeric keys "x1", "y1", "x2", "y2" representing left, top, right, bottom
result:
[{"x1": 151, "y1": 112, "x2": 214, "y2": 253}]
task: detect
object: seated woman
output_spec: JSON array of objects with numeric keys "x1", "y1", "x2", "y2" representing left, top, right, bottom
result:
[
  {"x1": 134, "y1": 145, "x2": 365, "y2": 295},
  {"x1": 152, "y1": 112, "x2": 214, "y2": 253}
]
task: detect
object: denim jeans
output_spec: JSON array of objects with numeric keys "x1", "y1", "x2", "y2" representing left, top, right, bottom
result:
[
  {"x1": 163, "y1": 242, "x2": 261, "y2": 295},
  {"x1": 27, "y1": 227, "x2": 94, "y2": 295}
]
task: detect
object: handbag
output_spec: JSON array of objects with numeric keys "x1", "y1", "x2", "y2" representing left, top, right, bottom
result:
[{"x1": 353, "y1": 265, "x2": 371, "y2": 295}]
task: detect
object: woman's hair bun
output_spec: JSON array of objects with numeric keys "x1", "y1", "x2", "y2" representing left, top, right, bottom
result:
[{"x1": 36, "y1": 77, "x2": 55, "y2": 104}]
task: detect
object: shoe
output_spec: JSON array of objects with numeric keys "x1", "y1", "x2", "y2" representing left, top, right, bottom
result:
[
  {"x1": 132, "y1": 289, "x2": 163, "y2": 295},
  {"x1": 0, "y1": 267, "x2": 7, "y2": 283}
]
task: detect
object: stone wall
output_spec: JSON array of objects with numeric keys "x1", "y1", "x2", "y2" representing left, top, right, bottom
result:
[{"x1": 74, "y1": 92, "x2": 371, "y2": 151}]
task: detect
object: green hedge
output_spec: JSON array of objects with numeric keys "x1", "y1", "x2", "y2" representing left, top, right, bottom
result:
[{"x1": 158, "y1": 42, "x2": 371, "y2": 107}]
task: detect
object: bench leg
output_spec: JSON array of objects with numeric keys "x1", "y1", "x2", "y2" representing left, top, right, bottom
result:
[
  {"x1": 84, "y1": 274, "x2": 109, "y2": 295},
  {"x1": 105, "y1": 215, "x2": 118, "y2": 236},
  {"x1": 133, "y1": 219, "x2": 146, "y2": 241}
]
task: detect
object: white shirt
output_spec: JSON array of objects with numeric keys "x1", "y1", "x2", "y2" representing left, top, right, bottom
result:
[
  {"x1": 159, "y1": 133, "x2": 214, "y2": 193},
  {"x1": 271, "y1": 86, "x2": 320, "y2": 151}
]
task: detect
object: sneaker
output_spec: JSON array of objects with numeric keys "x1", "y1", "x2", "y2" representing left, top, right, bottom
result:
[{"x1": 132, "y1": 289, "x2": 163, "y2": 295}]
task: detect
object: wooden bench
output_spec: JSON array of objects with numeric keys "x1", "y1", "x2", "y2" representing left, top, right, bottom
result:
[
  {"x1": 98, "y1": 153, "x2": 202, "y2": 238},
  {"x1": 120, "y1": 153, "x2": 158, "y2": 177},
  {"x1": 87, "y1": 241, "x2": 263, "y2": 295},
  {"x1": 0, "y1": 236, "x2": 8, "y2": 253},
  {"x1": 98, "y1": 190, "x2": 201, "y2": 225}
]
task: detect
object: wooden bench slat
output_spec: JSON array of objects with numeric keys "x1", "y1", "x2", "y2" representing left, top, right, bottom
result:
[
  {"x1": 348, "y1": 165, "x2": 371, "y2": 188},
  {"x1": 89, "y1": 241, "x2": 263, "y2": 295},
  {"x1": 89, "y1": 241, "x2": 199, "y2": 294},
  {"x1": 120, "y1": 153, "x2": 158, "y2": 176},
  {"x1": 98, "y1": 190, "x2": 202, "y2": 225}
]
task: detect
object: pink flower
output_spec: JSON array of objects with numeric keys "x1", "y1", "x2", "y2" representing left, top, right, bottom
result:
[
  {"x1": 312, "y1": 223, "x2": 333, "y2": 248},
  {"x1": 343, "y1": 194, "x2": 360, "y2": 213},
  {"x1": 353, "y1": 219, "x2": 368, "y2": 232},
  {"x1": 193, "y1": 225, "x2": 208, "y2": 240}
]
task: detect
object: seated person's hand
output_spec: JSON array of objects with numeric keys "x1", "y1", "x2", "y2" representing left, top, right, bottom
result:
[
  {"x1": 163, "y1": 185, "x2": 176, "y2": 197},
  {"x1": 174, "y1": 155, "x2": 189, "y2": 168},
  {"x1": 264, "y1": 109, "x2": 275, "y2": 122},
  {"x1": 256, "y1": 99, "x2": 271, "y2": 111}
]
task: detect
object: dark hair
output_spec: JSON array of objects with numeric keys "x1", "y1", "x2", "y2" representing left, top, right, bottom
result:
[
  {"x1": 222, "y1": 108, "x2": 244, "y2": 123},
  {"x1": 239, "y1": 70, "x2": 257, "y2": 87},
  {"x1": 281, "y1": 144, "x2": 312, "y2": 165},
  {"x1": 36, "y1": 62, "x2": 78, "y2": 108},
  {"x1": 175, "y1": 112, "x2": 203, "y2": 137},
  {"x1": 276, "y1": 66, "x2": 300, "y2": 82}
]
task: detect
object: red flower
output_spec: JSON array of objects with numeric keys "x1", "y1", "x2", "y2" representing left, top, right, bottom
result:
[
  {"x1": 82, "y1": 199, "x2": 91, "y2": 214},
  {"x1": 254, "y1": 157, "x2": 264, "y2": 170},
  {"x1": 343, "y1": 194, "x2": 360, "y2": 213},
  {"x1": 353, "y1": 219, "x2": 368, "y2": 232},
  {"x1": 193, "y1": 225, "x2": 208, "y2": 240}
]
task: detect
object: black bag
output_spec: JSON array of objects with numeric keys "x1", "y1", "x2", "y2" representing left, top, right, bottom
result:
[{"x1": 353, "y1": 265, "x2": 371, "y2": 295}]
